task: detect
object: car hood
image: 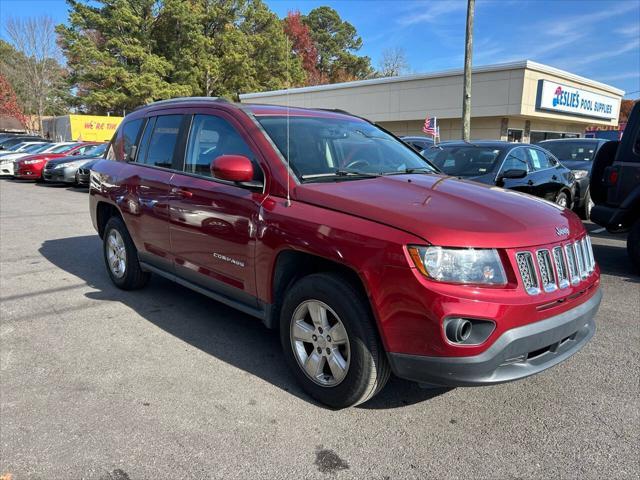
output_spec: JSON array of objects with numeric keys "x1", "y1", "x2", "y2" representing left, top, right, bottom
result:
[
  {"x1": 16, "y1": 153, "x2": 65, "y2": 164},
  {"x1": 294, "y1": 174, "x2": 584, "y2": 248},
  {"x1": 45, "y1": 154, "x2": 99, "y2": 166}
]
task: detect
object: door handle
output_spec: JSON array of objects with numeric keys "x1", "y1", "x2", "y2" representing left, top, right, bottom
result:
[
  {"x1": 171, "y1": 187, "x2": 193, "y2": 198},
  {"x1": 552, "y1": 175, "x2": 558, "y2": 180},
  {"x1": 527, "y1": 180, "x2": 534, "y2": 186}
]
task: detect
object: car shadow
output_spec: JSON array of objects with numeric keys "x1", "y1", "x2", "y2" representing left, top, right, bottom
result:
[
  {"x1": 591, "y1": 242, "x2": 639, "y2": 283},
  {"x1": 39, "y1": 235, "x2": 448, "y2": 409}
]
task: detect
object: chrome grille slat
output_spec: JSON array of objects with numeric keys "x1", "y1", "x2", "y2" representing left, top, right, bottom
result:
[
  {"x1": 565, "y1": 243, "x2": 580, "y2": 285},
  {"x1": 536, "y1": 249, "x2": 557, "y2": 292},
  {"x1": 575, "y1": 240, "x2": 588, "y2": 279},
  {"x1": 552, "y1": 246, "x2": 570, "y2": 289},
  {"x1": 586, "y1": 236, "x2": 596, "y2": 272},
  {"x1": 516, "y1": 252, "x2": 540, "y2": 295}
]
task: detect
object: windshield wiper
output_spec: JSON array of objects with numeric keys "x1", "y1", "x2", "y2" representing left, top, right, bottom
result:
[
  {"x1": 381, "y1": 167, "x2": 435, "y2": 175},
  {"x1": 301, "y1": 169, "x2": 380, "y2": 181}
]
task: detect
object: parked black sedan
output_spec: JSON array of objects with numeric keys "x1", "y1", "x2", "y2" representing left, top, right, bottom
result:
[
  {"x1": 421, "y1": 141, "x2": 577, "y2": 208},
  {"x1": 537, "y1": 138, "x2": 607, "y2": 219}
]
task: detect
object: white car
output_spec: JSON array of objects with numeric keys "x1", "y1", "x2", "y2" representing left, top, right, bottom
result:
[
  {"x1": 0, "y1": 142, "x2": 72, "y2": 176},
  {"x1": 0, "y1": 141, "x2": 48, "y2": 158}
]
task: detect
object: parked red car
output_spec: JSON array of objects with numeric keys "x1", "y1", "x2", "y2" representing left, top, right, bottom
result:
[
  {"x1": 90, "y1": 98, "x2": 601, "y2": 408},
  {"x1": 14, "y1": 142, "x2": 101, "y2": 180}
]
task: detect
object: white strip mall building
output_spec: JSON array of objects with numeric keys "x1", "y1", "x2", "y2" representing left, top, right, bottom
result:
[{"x1": 240, "y1": 60, "x2": 624, "y2": 143}]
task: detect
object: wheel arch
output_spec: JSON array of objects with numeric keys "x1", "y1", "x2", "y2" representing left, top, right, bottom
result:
[
  {"x1": 96, "y1": 201, "x2": 124, "y2": 239},
  {"x1": 267, "y1": 249, "x2": 371, "y2": 330}
]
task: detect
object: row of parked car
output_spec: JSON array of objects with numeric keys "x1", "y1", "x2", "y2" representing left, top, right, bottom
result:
[
  {"x1": 401, "y1": 135, "x2": 606, "y2": 220},
  {"x1": 0, "y1": 133, "x2": 107, "y2": 186}
]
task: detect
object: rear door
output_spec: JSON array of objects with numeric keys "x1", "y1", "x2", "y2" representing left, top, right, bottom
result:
[
  {"x1": 525, "y1": 146, "x2": 560, "y2": 201},
  {"x1": 124, "y1": 113, "x2": 185, "y2": 271},
  {"x1": 168, "y1": 111, "x2": 267, "y2": 306}
]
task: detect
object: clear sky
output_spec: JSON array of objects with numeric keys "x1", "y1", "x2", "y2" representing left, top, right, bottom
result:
[{"x1": 1, "y1": 0, "x2": 639, "y2": 98}]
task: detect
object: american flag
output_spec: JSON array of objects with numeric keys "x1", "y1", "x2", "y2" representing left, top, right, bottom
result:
[{"x1": 422, "y1": 116, "x2": 437, "y2": 136}]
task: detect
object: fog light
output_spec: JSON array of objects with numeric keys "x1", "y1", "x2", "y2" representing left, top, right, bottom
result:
[{"x1": 444, "y1": 317, "x2": 495, "y2": 345}]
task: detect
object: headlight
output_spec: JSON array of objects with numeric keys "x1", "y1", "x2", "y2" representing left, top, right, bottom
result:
[
  {"x1": 23, "y1": 159, "x2": 44, "y2": 164},
  {"x1": 407, "y1": 246, "x2": 507, "y2": 285},
  {"x1": 572, "y1": 169, "x2": 589, "y2": 179}
]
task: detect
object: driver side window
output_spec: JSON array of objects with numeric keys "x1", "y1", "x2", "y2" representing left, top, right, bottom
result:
[
  {"x1": 184, "y1": 114, "x2": 262, "y2": 181},
  {"x1": 501, "y1": 148, "x2": 529, "y2": 173}
]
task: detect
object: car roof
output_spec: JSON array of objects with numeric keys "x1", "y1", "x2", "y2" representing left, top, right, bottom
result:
[
  {"x1": 133, "y1": 97, "x2": 362, "y2": 121},
  {"x1": 538, "y1": 138, "x2": 602, "y2": 143},
  {"x1": 401, "y1": 136, "x2": 433, "y2": 141},
  {"x1": 429, "y1": 140, "x2": 524, "y2": 148}
]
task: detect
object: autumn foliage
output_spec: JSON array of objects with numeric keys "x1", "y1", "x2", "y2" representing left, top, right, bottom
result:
[
  {"x1": 283, "y1": 11, "x2": 323, "y2": 86},
  {"x1": 0, "y1": 73, "x2": 26, "y2": 127}
]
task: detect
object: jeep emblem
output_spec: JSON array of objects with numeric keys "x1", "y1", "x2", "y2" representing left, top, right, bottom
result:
[{"x1": 555, "y1": 226, "x2": 570, "y2": 236}]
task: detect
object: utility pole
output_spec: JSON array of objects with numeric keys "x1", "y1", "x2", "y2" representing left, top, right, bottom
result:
[{"x1": 462, "y1": 0, "x2": 475, "y2": 141}]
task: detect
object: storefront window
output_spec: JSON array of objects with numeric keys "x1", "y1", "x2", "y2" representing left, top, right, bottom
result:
[
  {"x1": 507, "y1": 129, "x2": 523, "y2": 142},
  {"x1": 530, "y1": 131, "x2": 580, "y2": 144}
]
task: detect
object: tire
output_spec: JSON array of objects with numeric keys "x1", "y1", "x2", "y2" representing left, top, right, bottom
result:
[
  {"x1": 627, "y1": 219, "x2": 640, "y2": 273},
  {"x1": 578, "y1": 189, "x2": 594, "y2": 220},
  {"x1": 555, "y1": 190, "x2": 569, "y2": 208},
  {"x1": 103, "y1": 216, "x2": 150, "y2": 290},
  {"x1": 279, "y1": 272, "x2": 390, "y2": 409}
]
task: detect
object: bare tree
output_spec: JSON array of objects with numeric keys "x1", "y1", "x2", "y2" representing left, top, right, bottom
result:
[
  {"x1": 4, "y1": 16, "x2": 62, "y2": 133},
  {"x1": 377, "y1": 47, "x2": 409, "y2": 77}
]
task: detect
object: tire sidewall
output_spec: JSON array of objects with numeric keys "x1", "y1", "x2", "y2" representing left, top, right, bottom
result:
[
  {"x1": 279, "y1": 274, "x2": 381, "y2": 408},
  {"x1": 103, "y1": 216, "x2": 140, "y2": 289}
]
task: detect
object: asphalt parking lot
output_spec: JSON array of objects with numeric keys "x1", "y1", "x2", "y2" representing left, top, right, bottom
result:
[{"x1": 1, "y1": 179, "x2": 638, "y2": 480}]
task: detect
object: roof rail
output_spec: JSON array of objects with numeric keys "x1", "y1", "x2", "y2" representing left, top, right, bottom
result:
[{"x1": 133, "y1": 96, "x2": 230, "y2": 112}]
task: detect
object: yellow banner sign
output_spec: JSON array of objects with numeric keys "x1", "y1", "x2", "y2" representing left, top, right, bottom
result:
[{"x1": 69, "y1": 115, "x2": 123, "y2": 142}]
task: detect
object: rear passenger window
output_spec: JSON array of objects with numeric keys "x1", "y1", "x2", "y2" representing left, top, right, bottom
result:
[
  {"x1": 137, "y1": 115, "x2": 182, "y2": 168},
  {"x1": 114, "y1": 119, "x2": 143, "y2": 161},
  {"x1": 184, "y1": 114, "x2": 262, "y2": 181},
  {"x1": 501, "y1": 148, "x2": 529, "y2": 172},
  {"x1": 527, "y1": 148, "x2": 551, "y2": 170}
]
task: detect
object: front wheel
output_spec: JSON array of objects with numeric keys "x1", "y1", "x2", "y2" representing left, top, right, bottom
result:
[
  {"x1": 578, "y1": 190, "x2": 594, "y2": 220},
  {"x1": 103, "y1": 216, "x2": 150, "y2": 290},
  {"x1": 555, "y1": 191, "x2": 569, "y2": 208},
  {"x1": 627, "y1": 219, "x2": 640, "y2": 273},
  {"x1": 280, "y1": 273, "x2": 390, "y2": 408}
]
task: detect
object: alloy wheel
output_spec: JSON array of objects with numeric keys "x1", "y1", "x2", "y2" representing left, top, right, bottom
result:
[
  {"x1": 106, "y1": 229, "x2": 127, "y2": 278},
  {"x1": 290, "y1": 300, "x2": 350, "y2": 387}
]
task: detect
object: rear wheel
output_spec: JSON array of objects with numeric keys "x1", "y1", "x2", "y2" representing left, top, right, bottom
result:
[
  {"x1": 627, "y1": 219, "x2": 640, "y2": 273},
  {"x1": 280, "y1": 273, "x2": 390, "y2": 408},
  {"x1": 555, "y1": 191, "x2": 569, "y2": 208},
  {"x1": 103, "y1": 216, "x2": 150, "y2": 290}
]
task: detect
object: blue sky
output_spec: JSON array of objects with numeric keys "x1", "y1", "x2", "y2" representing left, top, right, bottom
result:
[{"x1": 1, "y1": 0, "x2": 639, "y2": 97}]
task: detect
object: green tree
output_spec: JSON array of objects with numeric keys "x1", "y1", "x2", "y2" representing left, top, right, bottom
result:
[
  {"x1": 302, "y1": 6, "x2": 372, "y2": 83},
  {"x1": 57, "y1": 0, "x2": 191, "y2": 114}
]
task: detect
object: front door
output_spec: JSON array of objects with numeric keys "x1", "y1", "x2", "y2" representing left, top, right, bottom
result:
[
  {"x1": 499, "y1": 147, "x2": 533, "y2": 194},
  {"x1": 168, "y1": 112, "x2": 266, "y2": 306}
]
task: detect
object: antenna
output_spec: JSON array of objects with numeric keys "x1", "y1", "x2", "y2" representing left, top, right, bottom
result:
[{"x1": 285, "y1": 36, "x2": 291, "y2": 207}]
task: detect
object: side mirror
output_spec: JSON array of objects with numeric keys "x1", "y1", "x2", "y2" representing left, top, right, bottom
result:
[
  {"x1": 501, "y1": 168, "x2": 527, "y2": 179},
  {"x1": 211, "y1": 154, "x2": 254, "y2": 183}
]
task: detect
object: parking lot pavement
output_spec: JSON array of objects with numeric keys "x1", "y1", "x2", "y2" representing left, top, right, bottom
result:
[{"x1": 1, "y1": 179, "x2": 638, "y2": 480}]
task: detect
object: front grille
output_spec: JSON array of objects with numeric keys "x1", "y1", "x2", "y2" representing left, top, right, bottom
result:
[
  {"x1": 516, "y1": 236, "x2": 595, "y2": 296},
  {"x1": 516, "y1": 252, "x2": 540, "y2": 295}
]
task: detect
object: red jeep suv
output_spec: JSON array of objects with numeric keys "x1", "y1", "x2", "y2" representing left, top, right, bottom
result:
[{"x1": 90, "y1": 98, "x2": 601, "y2": 408}]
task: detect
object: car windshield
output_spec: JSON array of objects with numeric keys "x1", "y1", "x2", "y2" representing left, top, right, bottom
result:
[
  {"x1": 540, "y1": 141, "x2": 598, "y2": 162},
  {"x1": 23, "y1": 143, "x2": 47, "y2": 153},
  {"x1": 50, "y1": 143, "x2": 79, "y2": 153},
  {"x1": 31, "y1": 143, "x2": 53, "y2": 153},
  {"x1": 7, "y1": 142, "x2": 28, "y2": 151},
  {"x1": 423, "y1": 145, "x2": 505, "y2": 177},
  {"x1": 256, "y1": 116, "x2": 436, "y2": 181},
  {"x1": 85, "y1": 143, "x2": 107, "y2": 156}
]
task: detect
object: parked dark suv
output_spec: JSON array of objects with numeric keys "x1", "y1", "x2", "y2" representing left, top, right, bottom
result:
[
  {"x1": 590, "y1": 101, "x2": 640, "y2": 270},
  {"x1": 538, "y1": 138, "x2": 607, "y2": 219},
  {"x1": 422, "y1": 141, "x2": 577, "y2": 208},
  {"x1": 90, "y1": 98, "x2": 601, "y2": 408}
]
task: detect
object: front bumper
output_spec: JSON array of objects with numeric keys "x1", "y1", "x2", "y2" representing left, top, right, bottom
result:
[
  {"x1": 0, "y1": 161, "x2": 15, "y2": 176},
  {"x1": 43, "y1": 166, "x2": 76, "y2": 183},
  {"x1": 15, "y1": 164, "x2": 43, "y2": 179},
  {"x1": 388, "y1": 287, "x2": 601, "y2": 386}
]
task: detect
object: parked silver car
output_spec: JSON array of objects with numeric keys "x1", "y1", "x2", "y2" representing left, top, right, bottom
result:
[{"x1": 42, "y1": 144, "x2": 107, "y2": 184}]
